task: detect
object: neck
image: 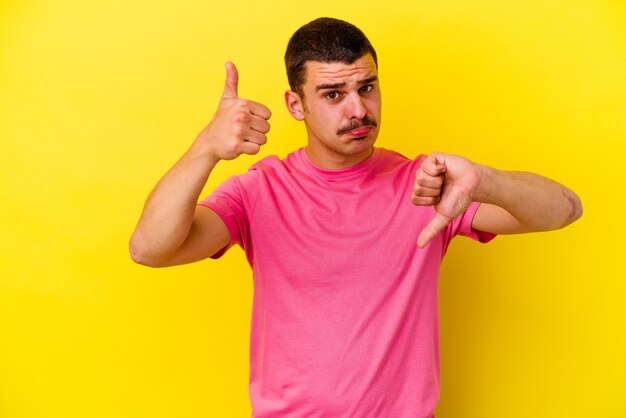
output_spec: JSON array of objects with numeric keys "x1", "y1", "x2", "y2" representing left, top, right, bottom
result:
[{"x1": 305, "y1": 144, "x2": 374, "y2": 170}]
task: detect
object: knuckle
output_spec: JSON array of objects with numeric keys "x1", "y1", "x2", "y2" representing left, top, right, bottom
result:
[
  {"x1": 226, "y1": 140, "x2": 239, "y2": 153},
  {"x1": 234, "y1": 111, "x2": 251, "y2": 124},
  {"x1": 233, "y1": 142, "x2": 245, "y2": 155},
  {"x1": 233, "y1": 125, "x2": 245, "y2": 137}
]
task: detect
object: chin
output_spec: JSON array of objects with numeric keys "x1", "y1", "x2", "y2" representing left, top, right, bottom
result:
[{"x1": 350, "y1": 134, "x2": 377, "y2": 149}]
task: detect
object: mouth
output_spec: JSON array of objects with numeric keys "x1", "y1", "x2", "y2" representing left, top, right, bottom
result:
[{"x1": 343, "y1": 126, "x2": 373, "y2": 139}]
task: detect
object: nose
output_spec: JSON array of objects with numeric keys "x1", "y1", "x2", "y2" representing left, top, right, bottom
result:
[{"x1": 347, "y1": 93, "x2": 367, "y2": 120}]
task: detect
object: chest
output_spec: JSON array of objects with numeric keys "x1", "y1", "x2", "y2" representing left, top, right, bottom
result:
[{"x1": 247, "y1": 170, "x2": 440, "y2": 283}]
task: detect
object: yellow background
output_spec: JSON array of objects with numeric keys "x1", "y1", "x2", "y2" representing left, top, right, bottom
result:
[{"x1": 1, "y1": 0, "x2": 624, "y2": 416}]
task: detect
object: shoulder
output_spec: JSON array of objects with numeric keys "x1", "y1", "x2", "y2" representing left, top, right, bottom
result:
[
  {"x1": 247, "y1": 147, "x2": 306, "y2": 172},
  {"x1": 232, "y1": 149, "x2": 302, "y2": 189},
  {"x1": 374, "y1": 147, "x2": 428, "y2": 173},
  {"x1": 233, "y1": 153, "x2": 288, "y2": 182},
  {"x1": 247, "y1": 154, "x2": 284, "y2": 172}
]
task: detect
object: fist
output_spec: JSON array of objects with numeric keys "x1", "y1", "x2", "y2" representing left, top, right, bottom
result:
[
  {"x1": 198, "y1": 62, "x2": 272, "y2": 161},
  {"x1": 412, "y1": 152, "x2": 481, "y2": 248}
]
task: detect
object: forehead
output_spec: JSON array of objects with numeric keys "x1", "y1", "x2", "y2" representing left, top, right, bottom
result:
[{"x1": 302, "y1": 54, "x2": 378, "y2": 88}]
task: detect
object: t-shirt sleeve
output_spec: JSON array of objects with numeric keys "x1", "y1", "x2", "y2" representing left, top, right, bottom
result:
[
  {"x1": 197, "y1": 173, "x2": 257, "y2": 259},
  {"x1": 440, "y1": 201, "x2": 497, "y2": 254}
]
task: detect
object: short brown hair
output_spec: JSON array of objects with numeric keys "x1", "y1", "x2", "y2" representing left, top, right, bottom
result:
[{"x1": 285, "y1": 17, "x2": 378, "y2": 97}]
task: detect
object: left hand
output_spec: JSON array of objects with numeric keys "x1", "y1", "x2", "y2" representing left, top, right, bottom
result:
[{"x1": 411, "y1": 152, "x2": 482, "y2": 248}]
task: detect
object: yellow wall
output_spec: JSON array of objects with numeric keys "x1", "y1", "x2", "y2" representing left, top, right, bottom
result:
[{"x1": 1, "y1": 0, "x2": 624, "y2": 417}]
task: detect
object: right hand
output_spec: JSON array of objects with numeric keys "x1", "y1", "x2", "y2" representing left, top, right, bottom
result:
[{"x1": 197, "y1": 62, "x2": 272, "y2": 161}]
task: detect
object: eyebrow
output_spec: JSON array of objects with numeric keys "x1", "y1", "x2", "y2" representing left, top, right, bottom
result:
[{"x1": 315, "y1": 75, "x2": 378, "y2": 92}]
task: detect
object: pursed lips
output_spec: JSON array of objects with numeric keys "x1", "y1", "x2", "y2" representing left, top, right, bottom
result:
[{"x1": 344, "y1": 126, "x2": 373, "y2": 138}]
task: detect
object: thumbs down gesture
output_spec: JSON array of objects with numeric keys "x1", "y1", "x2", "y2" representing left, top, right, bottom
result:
[{"x1": 411, "y1": 152, "x2": 482, "y2": 249}]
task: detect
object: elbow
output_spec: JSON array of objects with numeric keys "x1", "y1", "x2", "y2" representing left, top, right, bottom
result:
[
  {"x1": 129, "y1": 235, "x2": 166, "y2": 268},
  {"x1": 560, "y1": 190, "x2": 583, "y2": 228},
  {"x1": 573, "y1": 194, "x2": 583, "y2": 222},
  {"x1": 129, "y1": 237, "x2": 151, "y2": 266}
]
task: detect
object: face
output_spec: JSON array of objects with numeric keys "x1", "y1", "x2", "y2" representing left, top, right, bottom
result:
[{"x1": 285, "y1": 53, "x2": 381, "y2": 168}]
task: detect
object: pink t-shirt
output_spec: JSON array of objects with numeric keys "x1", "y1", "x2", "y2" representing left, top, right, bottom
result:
[{"x1": 199, "y1": 147, "x2": 495, "y2": 417}]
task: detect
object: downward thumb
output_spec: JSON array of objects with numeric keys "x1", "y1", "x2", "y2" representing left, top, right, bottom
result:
[{"x1": 417, "y1": 212, "x2": 452, "y2": 248}]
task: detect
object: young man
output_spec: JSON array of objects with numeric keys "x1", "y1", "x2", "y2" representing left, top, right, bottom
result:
[{"x1": 130, "y1": 18, "x2": 582, "y2": 418}]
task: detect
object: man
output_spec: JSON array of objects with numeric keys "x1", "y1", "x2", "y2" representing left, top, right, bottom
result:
[{"x1": 130, "y1": 17, "x2": 582, "y2": 418}]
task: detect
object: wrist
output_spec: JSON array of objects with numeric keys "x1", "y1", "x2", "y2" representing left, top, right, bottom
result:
[
  {"x1": 472, "y1": 163, "x2": 494, "y2": 203},
  {"x1": 189, "y1": 132, "x2": 221, "y2": 166}
]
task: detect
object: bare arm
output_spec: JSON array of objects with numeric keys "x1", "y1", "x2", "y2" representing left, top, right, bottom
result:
[
  {"x1": 411, "y1": 152, "x2": 582, "y2": 248},
  {"x1": 129, "y1": 146, "x2": 225, "y2": 267},
  {"x1": 470, "y1": 167, "x2": 582, "y2": 235},
  {"x1": 129, "y1": 62, "x2": 271, "y2": 267}
]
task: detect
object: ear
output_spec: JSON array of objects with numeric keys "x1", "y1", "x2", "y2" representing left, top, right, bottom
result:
[{"x1": 284, "y1": 90, "x2": 305, "y2": 121}]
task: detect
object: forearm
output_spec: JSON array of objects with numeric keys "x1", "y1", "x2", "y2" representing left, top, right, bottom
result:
[
  {"x1": 130, "y1": 62, "x2": 271, "y2": 266},
  {"x1": 130, "y1": 140, "x2": 218, "y2": 264},
  {"x1": 474, "y1": 165, "x2": 583, "y2": 231}
]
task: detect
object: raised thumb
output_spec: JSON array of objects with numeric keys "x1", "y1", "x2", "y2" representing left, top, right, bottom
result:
[{"x1": 221, "y1": 61, "x2": 239, "y2": 99}]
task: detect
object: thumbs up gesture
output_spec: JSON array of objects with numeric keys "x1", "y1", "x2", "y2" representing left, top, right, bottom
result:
[
  {"x1": 412, "y1": 152, "x2": 482, "y2": 248},
  {"x1": 197, "y1": 62, "x2": 272, "y2": 161}
]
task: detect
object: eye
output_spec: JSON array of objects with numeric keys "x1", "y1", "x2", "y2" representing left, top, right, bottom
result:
[
  {"x1": 359, "y1": 84, "x2": 373, "y2": 94},
  {"x1": 325, "y1": 91, "x2": 341, "y2": 100}
]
